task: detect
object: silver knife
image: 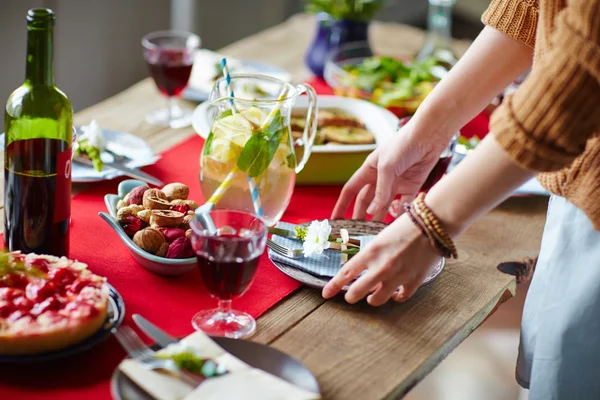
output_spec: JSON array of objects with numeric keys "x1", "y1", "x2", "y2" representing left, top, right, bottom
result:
[
  {"x1": 74, "y1": 155, "x2": 163, "y2": 186},
  {"x1": 133, "y1": 314, "x2": 178, "y2": 347}
]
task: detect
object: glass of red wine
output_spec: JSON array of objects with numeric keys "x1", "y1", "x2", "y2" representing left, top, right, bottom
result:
[
  {"x1": 142, "y1": 31, "x2": 200, "y2": 128},
  {"x1": 189, "y1": 210, "x2": 267, "y2": 339}
]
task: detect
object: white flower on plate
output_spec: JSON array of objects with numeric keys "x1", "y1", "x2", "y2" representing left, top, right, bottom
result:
[
  {"x1": 77, "y1": 120, "x2": 105, "y2": 151},
  {"x1": 302, "y1": 219, "x2": 332, "y2": 257}
]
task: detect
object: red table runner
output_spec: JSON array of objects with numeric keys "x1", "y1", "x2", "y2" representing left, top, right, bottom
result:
[
  {"x1": 0, "y1": 79, "x2": 491, "y2": 400},
  {"x1": 0, "y1": 135, "x2": 347, "y2": 399}
]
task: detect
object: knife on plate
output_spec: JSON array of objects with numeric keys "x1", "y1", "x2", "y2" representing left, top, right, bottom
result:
[
  {"x1": 74, "y1": 155, "x2": 163, "y2": 186},
  {"x1": 133, "y1": 314, "x2": 178, "y2": 347}
]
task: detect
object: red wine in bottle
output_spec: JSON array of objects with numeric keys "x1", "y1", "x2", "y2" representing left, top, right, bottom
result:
[{"x1": 4, "y1": 8, "x2": 73, "y2": 257}]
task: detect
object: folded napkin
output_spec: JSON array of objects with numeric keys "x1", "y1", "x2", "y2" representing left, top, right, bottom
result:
[
  {"x1": 118, "y1": 330, "x2": 320, "y2": 400},
  {"x1": 269, "y1": 222, "x2": 376, "y2": 277}
]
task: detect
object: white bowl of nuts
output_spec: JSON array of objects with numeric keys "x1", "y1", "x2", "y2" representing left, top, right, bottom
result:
[{"x1": 99, "y1": 180, "x2": 199, "y2": 276}]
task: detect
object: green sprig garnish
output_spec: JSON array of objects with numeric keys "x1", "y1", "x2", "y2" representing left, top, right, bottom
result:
[
  {"x1": 74, "y1": 139, "x2": 104, "y2": 172},
  {"x1": 157, "y1": 351, "x2": 227, "y2": 378},
  {"x1": 0, "y1": 253, "x2": 46, "y2": 279}
]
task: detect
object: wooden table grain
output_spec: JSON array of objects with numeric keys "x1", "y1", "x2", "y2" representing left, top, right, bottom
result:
[{"x1": 7, "y1": 14, "x2": 547, "y2": 400}]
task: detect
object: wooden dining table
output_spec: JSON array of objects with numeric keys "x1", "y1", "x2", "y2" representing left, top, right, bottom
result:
[{"x1": 2, "y1": 14, "x2": 548, "y2": 400}]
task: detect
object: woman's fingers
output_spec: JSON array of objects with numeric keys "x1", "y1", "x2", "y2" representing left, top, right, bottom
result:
[
  {"x1": 353, "y1": 184, "x2": 376, "y2": 220},
  {"x1": 322, "y1": 256, "x2": 367, "y2": 299},
  {"x1": 392, "y1": 282, "x2": 420, "y2": 303},
  {"x1": 331, "y1": 167, "x2": 372, "y2": 219},
  {"x1": 367, "y1": 162, "x2": 394, "y2": 216},
  {"x1": 367, "y1": 279, "x2": 402, "y2": 306}
]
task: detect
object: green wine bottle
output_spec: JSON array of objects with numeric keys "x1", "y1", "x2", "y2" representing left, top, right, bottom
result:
[{"x1": 4, "y1": 8, "x2": 73, "y2": 257}]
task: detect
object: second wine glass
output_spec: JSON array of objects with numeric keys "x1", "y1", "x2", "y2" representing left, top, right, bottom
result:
[{"x1": 142, "y1": 30, "x2": 200, "y2": 128}]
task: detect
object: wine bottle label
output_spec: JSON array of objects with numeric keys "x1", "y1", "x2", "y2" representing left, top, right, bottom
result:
[{"x1": 53, "y1": 147, "x2": 72, "y2": 223}]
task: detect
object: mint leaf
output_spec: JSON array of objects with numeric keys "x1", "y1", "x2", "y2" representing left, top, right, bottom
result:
[
  {"x1": 203, "y1": 131, "x2": 214, "y2": 156},
  {"x1": 237, "y1": 113, "x2": 286, "y2": 177},
  {"x1": 218, "y1": 109, "x2": 233, "y2": 119}
]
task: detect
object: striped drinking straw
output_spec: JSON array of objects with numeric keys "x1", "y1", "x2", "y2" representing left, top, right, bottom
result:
[{"x1": 200, "y1": 58, "x2": 264, "y2": 218}]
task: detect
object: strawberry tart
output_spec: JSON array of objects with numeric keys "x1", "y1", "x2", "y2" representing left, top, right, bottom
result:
[{"x1": 0, "y1": 252, "x2": 109, "y2": 355}]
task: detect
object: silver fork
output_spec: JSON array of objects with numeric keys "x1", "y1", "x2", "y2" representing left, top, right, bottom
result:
[
  {"x1": 266, "y1": 238, "x2": 304, "y2": 259},
  {"x1": 114, "y1": 326, "x2": 204, "y2": 387}
]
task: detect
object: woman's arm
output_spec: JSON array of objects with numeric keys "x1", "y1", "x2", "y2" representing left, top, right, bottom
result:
[
  {"x1": 332, "y1": 26, "x2": 534, "y2": 220},
  {"x1": 407, "y1": 25, "x2": 534, "y2": 145}
]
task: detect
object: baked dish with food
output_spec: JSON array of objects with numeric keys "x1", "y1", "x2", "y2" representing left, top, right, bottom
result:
[{"x1": 290, "y1": 108, "x2": 375, "y2": 145}]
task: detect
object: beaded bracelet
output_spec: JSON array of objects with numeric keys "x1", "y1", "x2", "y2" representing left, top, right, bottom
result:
[
  {"x1": 405, "y1": 193, "x2": 458, "y2": 259},
  {"x1": 403, "y1": 203, "x2": 447, "y2": 256}
]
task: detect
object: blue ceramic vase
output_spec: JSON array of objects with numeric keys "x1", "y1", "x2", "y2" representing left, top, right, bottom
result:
[{"x1": 305, "y1": 12, "x2": 371, "y2": 78}]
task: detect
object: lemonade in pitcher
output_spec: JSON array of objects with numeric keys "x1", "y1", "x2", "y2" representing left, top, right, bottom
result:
[{"x1": 200, "y1": 74, "x2": 317, "y2": 226}]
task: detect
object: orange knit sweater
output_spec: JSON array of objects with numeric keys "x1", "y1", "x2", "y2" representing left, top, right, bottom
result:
[{"x1": 482, "y1": 0, "x2": 600, "y2": 229}]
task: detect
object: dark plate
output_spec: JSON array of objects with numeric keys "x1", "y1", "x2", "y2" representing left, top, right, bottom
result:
[
  {"x1": 0, "y1": 284, "x2": 125, "y2": 363},
  {"x1": 269, "y1": 219, "x2": 445, "y2": 291},
  {"x1": 110, "y1": 337, "x2": 320, "y2": 399}
]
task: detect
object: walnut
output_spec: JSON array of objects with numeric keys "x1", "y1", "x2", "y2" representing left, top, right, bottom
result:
[
  {"x1": 150, "y1": 210, "x2": 185, "y2": 228},
  {"x1": 137, "y1": 209, "x2": 152, "y2": 224},
  {"x1": 142, "y1": 189, "x2": 167, "y2": 208},
  {"x1": 117, "y1": 205, "x2": 144, "y2": 222},
  {"x1": 124, "y1": 186, "x2": 149, "y2": 205},
  {"x1": 133, "y1": 228, "x2": 165, "y2": 254},
  {"x1": 170, "y1": 199, "x2": 199, "y2": 210},
  {"x1": 116, "y1": 200, "x2": 128, "y2": 211},
  {"x1": 144, "y1": 196, "x2": 171, "y2": 210},
  {"x1": 162, "y1": 183, "x2": 189, "y2": 201},
  {"x1": 185, "y1": 229, "x2": 192, "y2": 239},
  {"x1": 155, "y1": 242, "x2": 169, "y2": 257}
]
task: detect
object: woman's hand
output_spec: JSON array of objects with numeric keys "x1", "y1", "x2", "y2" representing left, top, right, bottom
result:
[
  {"x1": 324, "y1": 135, "x2": 535, "y2": 306},
  {"x1": 331, "y1": 119, "x2": 449, "y2": 221},
  {"x1": 322, "y1": 213, "x2": 441, "y2": 305}
]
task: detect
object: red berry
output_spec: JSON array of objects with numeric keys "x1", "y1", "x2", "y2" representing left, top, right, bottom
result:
[
  {"x1": 31, "y1": 296, "x2": 64, "y2": 316},
  {"x1": 121, "y1": 216, "x2": 143, "y2": 236},
  {"x1": 48, "y1": 267, "x2": 76, "y2": 287},
  {"x1": 25, "y1": 280, "x2": 57, "y2": 302},
  {"x1": 171, "y1": 204, "x2": 191, "y2": 214},
  {"x1": 69, "y1": 278, "x2": 93, "y2": 294}
]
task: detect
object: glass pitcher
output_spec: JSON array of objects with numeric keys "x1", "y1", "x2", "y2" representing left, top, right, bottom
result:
[{"x1": 199, "y1": 74, "x2": 318, "y2": 226}]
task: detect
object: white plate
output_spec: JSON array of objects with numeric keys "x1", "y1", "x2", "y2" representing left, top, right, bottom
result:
[
  {"x1": 192, "y1": 95, "x2": 400, "y2": 154},
  {"x1": 182, "y1": 49, "x2": 291, "y2": 102},
  {"x1": 0, "y1": 128, "x2": 159, "y2": 184}
]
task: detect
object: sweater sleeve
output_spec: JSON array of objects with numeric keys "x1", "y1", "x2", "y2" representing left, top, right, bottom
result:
[
  {"x1": 482, "y1": 0, "x2": 539, "y2": 48},
  {"x1": 488, "y1": 0, "x2": 600, "y2": 171}
]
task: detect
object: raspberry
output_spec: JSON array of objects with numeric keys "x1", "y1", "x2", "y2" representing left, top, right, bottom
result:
[
  {"x1": 171, "y1": 204, "x2": 191, "y2": 214},
  {"x1": 121, "y1": 216, "x2": 143, "y2": 236}
]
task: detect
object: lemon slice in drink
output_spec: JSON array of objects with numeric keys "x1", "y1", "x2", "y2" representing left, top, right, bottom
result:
[
  {"x1": 210, "y1": 138, "x2": 242, "y2": 163},
  {"x1": 241, "y1": 107, "x2": 268, "y2": 128},
  {"x1": 212, "y1": 113, "x2": 254, "y2": 139}
]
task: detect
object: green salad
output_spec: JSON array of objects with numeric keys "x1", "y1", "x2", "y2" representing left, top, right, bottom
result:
[{"x1": 337, "y1": 56, "x2": 444, "y2": 109}]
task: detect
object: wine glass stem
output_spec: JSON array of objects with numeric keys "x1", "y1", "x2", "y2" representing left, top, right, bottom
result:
[
  {"x1": 167, "y1": 96, "x2": 175, "y2": 125},
  {"x1": 218, "y1": 299, "x2": 232, "y2": 317}
]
